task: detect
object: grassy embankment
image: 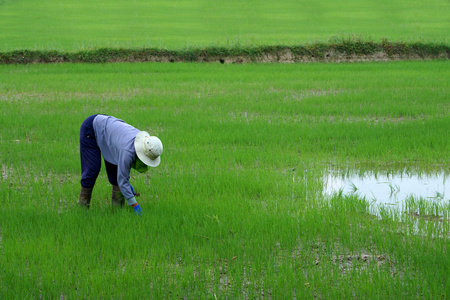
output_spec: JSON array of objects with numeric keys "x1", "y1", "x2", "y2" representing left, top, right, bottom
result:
[{"x1": 1, "y1": 61, "x2": 449, "y2": 298}]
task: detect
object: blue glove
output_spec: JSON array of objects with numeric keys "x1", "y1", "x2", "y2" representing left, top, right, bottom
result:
[{"x1": 133, "y1": 204, "x2": 142, "y2": 216}]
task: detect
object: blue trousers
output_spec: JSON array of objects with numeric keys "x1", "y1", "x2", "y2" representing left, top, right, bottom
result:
[{"x1": 80, "y1": 115, "x2": 118, "y2": 188}]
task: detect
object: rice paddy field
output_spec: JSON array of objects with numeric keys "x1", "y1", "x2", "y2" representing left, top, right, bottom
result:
[
  {"x1": 0, "y1": 0, "x2": 449, "y2": 50},
  {"x1": 1, "y1": 0, "x2": 450, "y2": 299},
  {"x1": 1, "y1": 61, "x2": 449, "y2": 298}
]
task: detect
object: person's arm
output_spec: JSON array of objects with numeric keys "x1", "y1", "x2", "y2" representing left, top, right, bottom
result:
[
  {"x1": 128, "y1": 182, "x2": 142, "y2": 214},
  {"x1": 117, "y1": 151, "x2": 140, "y2": 209}
]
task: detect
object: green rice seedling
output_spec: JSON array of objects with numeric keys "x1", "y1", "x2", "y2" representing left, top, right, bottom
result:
[
  {"x1": 388, "y1": 183, "x2": 400, "y2": 198},
  {"x1": 431, "y1": 191, "x2": 444, "y2": 201},
  {"x1": 349, "y1": 181, "x2": 358, "y2": 194}
]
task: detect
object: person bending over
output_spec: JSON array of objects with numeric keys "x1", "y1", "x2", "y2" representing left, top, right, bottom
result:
[{"x1": 78, "y1": 114, "x2": 163, "y2": 215}]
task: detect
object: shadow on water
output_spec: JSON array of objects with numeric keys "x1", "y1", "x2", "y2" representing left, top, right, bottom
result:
[{"x1": 323, "y1": 169, "x2": 449, "y2": 216}]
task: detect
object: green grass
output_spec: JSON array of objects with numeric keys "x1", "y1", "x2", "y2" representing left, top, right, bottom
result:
[
  {"x1": 1, "y1": 61, "x2": 449, "y2": 298},
  {"x1": 0, "y1": 0, "x2": 448, "y2": 51}
]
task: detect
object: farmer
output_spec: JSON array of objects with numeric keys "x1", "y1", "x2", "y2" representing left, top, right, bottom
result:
[{"x1": 78, "y1": 114, "x2": 163, "y2": 215}]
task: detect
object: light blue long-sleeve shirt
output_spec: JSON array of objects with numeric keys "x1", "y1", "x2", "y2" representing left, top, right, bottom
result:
[{"x1": 93, "y1": 115, "x2": 140, "y2": 205}]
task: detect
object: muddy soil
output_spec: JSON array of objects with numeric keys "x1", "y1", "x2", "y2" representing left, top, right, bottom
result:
[{"x1": 136, "y1": 50, "x2": 448, "y2": 64}]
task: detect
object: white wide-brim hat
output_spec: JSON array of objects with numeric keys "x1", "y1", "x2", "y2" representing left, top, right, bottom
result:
[{"x1": 134, "y1": 131, "x2": 163, "y2": 167}]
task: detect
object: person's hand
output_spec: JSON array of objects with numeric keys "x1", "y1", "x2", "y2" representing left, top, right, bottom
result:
[{"x1": 133, "y1": 204, "x2": 142, "y2": 215}]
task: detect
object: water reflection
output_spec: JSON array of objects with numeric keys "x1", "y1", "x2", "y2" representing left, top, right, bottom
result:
[{"x1": 323, "y1": 170, "x2": 449, "y2": 205}]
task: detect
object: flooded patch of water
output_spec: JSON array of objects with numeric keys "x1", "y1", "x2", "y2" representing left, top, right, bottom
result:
[{"x1": 323, "y1": 170, "x2": 449, "y2": 207}]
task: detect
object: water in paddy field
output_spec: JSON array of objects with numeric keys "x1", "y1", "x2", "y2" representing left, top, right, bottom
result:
[{"x1": 323, "y1": 169, "x2": 449, "y2": 210}]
